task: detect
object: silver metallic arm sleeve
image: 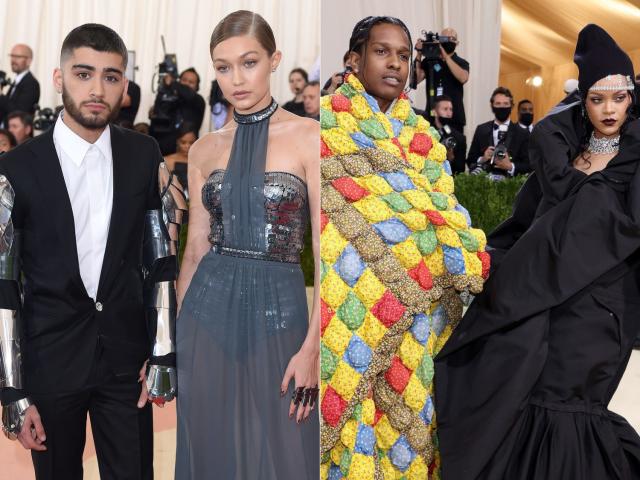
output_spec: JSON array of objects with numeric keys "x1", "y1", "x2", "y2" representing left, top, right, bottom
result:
[
  {"x1": 0, "y1": 175, "x2": 32, "y2": 439},
  {"x1": 142, "y1": 164, "x2": 187, "y2": 404}
]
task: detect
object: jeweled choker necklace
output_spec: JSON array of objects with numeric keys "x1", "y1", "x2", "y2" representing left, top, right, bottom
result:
[
  {"x1": 233, "y1": 98, "x2": 278, "y2": 124},
  {"x1": 588, "y1": 132, "x2": 619, "y2": 154}
]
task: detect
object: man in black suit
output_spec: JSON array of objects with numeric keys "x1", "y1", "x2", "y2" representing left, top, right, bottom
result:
[
  {"x1": 0, "y1": 44, "x2": 40, "y2": 127},
  {"x1": 0, "y1": 24, "x2": 180, "y2": 480},
  {"x1": 433, "y1": 94, "x2": 466, "y2": 174},
  {"x1": 415, "y1": 28, "x2": 469, "y2": 132},
  {"x1": 517, "y1": 98, "x2": 535, "y2": 134},
  {"x1": 467, "y1": 86, "x2": 531, "y2": 180},
  {"x1": 150, "y1": 67, "x2": 206, "y2": 155}
]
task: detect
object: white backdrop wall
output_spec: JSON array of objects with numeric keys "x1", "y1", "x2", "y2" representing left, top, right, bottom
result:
[
  {"x1": 0, "y1": 0, "x2": 320, "y2": 132},
  {"x1": 321, "y1": 0, "x2": 501, "y2": 140}
]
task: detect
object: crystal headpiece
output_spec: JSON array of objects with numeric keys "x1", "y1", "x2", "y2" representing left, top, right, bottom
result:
[{"x1": 588, "y1": 74, "x2": 635, "y2": 91}]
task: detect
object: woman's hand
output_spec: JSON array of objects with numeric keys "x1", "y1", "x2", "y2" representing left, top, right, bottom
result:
[{"x1": 280, "y1": 343, "x2": 319, "y2": 424}]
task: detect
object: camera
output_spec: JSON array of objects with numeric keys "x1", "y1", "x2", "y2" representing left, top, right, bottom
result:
[
  {"x1": 491, "y1": 130, "x2": 509, "y2": 164},
  {"x1": 151, "y1": 36, "x2": 180, "y2": 134},
  {"x1": 33, "y1": 105, "x2": 59, "y2": 131},
  {"x1": 0, "y1": 71, "x2": 11, "y2": 89},
  {"x1": 416, "y1": 31, "x2": 455, "y2": 62},
  {"x1": 441, "y1": 125, "x2": 457, "y2": 150}
]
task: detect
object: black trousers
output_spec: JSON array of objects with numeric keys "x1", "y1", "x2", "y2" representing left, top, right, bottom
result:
[{"x1": 30, "y1": 355, "x2": 153, "y2": 480}]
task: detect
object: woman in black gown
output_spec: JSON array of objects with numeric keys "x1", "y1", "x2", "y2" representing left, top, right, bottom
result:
[{"x1": 434, "y1": 24, "x2": 640, "y2": 480}]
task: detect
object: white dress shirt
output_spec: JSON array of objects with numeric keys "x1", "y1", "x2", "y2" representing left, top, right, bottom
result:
[
  {"x1": 53, "y1": 114, "x2": 113, "y2": 299},
  {"x1": 518, "y1": 122, "x2": 533, "y2": 133}
]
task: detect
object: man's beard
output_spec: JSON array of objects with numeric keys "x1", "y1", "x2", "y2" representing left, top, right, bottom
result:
[{"x1": 61, "y1": 85, "x2": 122, "y2": 130}]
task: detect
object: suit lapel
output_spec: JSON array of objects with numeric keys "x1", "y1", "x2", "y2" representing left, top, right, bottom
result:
[
  {"x1": 96, "y1": 125, "x2": 128, "y2": 298},
  {"x1": 28, "y1": 129, "x2": 89, "y2": 297}
]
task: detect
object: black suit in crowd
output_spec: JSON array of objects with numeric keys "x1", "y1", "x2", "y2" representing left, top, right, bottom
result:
[
  {"x1": 437, "y1": 125, "x2": 467, "y2": 174},
  {"x1": 150, "y1": 82, "x2": 205, "y2": 155},
  {"x1": 0, "y1": 71, "x2": 40, "y2": 125},
  {"x1": 116, "y1": 80, "x2": 141, "y2": 125},
  {"x1": 0, "y1": 125, "x2": 161, "y2": 480},
  {"x1": 466, "y1": 120, "x2": 531, "y2": 177}
]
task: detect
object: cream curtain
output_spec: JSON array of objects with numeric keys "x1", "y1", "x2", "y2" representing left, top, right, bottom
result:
[
  {"x1": 0, "y1": 0, "x2": 320, "y2": 131},
  {"x1": 320, "y1": 0, "x2": 502, "y2": 139}
]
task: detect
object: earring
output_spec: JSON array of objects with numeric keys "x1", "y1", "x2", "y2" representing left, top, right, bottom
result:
[{"x1": 272, "y1": 68, "x2": 276, "y2": 72}]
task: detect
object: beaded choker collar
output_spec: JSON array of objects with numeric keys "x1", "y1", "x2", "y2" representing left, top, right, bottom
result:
[
  {"x1": 233, "y1": 98, "x2": 278, "y2": 124},
  {"x1": 588, "y1": 131, "x2": 620, "y2": 154}
]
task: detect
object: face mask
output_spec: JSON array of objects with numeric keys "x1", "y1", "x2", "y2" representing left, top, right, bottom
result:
[
  {"x1": 442, "y1": 42, "x2": 456, "y2": 54},
  {"x1": 519, "y1": 112, "x2": 534, "y2": 126},
  {"x1": 439, "y1": 116, "x2": 453, "y2": 126},
  {"x1": 492, "y1": 106, "x2": 512, "y2": 122}
]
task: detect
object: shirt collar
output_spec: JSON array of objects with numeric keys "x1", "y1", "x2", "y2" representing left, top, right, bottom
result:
[
  {"x1": 494, "y1": 119, "x2": 511, "y2": 128},
  {"x1": 53, "y1": 112, "x2": 112, "y2": 167},
  {"x1": 13, "y1": 70, "x2": 28, "y2": 85}
]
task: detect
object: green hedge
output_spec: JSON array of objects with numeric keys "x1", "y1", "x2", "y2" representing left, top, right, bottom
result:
[
  {"x1": 453, "y1": 174, "x2": 527, "y2": 234},
  {"x1": 181, "y1": 174, "x2": 526, "y2": 287}
]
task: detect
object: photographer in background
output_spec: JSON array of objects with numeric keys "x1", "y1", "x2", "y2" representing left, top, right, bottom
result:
[
  {"x1": 150, "y1": 67, "x2": 205, "y2": 155},
  {"x1": 209, "y1": 79, "x2": 232, "y2": 131},
  {"x1": 6, "y1": 111, "x2": 33, "y2": 145},
  {"x1": 467, "y1": 87, "x2": 530, "y2": 180},
  {"x1": 517, "y1": 98, "x2": 535, "y2": 134},
  {"x1": 283, "y1": 68, "x2": 308, "y2": 116},
  {"x1": 116, "y1": 79, "x2": 141, "y2": 125},
  {"x1": 322, "y1": 51, "x2": 351, "y2": 95},
  {"x1": 302, "y1": 81, "x2": 320, "y2": 120},
  {"x1": 0, "y1": 44, "x2": 40, "y2": 127},
  {"x1": 414, "y1": 28, "x2": 468, "y2": 131},
  {"x1": 433, "y1": 95, "x2": 466, "y2": 174}
]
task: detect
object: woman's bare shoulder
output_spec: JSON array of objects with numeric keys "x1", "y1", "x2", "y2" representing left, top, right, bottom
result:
[{"x1": 188, "y1": 128, "x2": 236, "y2": 171}]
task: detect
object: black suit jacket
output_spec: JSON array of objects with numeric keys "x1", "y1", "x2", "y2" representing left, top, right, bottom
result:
[
  {"x1": 0, "y1": 71, "x2": 40, "y2": 124},
  {"x1": 466, "y1": 120, "x2": 531, "y2": 176},
  {"x1": 437, "y1": 126, "x2": 467, "y2": 174},
  {"x1": 0, "y1": 125, "x2": 162, "y2": 396}
]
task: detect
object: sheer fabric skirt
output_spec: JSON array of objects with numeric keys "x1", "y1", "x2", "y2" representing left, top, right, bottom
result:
[{"x1": 175, "y1": 251, "x2": 319, "y2": 479}]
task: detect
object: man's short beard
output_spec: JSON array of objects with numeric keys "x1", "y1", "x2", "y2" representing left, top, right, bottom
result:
[{"x1": 61, "y1": 85, "x2": 122, "y2": 130}]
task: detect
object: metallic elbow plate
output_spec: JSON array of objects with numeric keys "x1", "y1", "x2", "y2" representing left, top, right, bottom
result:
[
  {"x1": 0, "y1": 176, "x2": 20, "y2": 281},
  {"x1": 148, "y1": 281, "x2": 177, "y2": 357},
  {"x1": 159, "y1": 162, "x2": 188, "y2": 256},
  {"x1": 2, "y1": 397, "x2": 32, "y2": 440},
  {"x1": 143, "y1": 209, "x2": 173, "y2": 273},
  {"x1": 0, "y1": 309, "x2": 23, "y2": 389}
]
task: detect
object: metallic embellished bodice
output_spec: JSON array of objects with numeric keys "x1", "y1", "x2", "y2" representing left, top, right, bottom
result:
[{"x1": 202, "y1": 170, "x2": 308, "y2": 263}]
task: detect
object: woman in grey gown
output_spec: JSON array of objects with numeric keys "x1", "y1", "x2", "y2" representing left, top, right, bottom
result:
[{"x1": 175, "y1": 10, "x2": 320, "y2": 479}]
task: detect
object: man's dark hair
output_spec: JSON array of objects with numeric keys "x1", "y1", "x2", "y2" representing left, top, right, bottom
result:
[
  {"x1": 180, "y1": 67, "x2": 201, "y2": 91},
  {"x1": 434, "y1": 95, "x2": 453, "y2": 108},
  {"x1": 518, "y1": 99, "x2": 533, "y2": 109},
  {"x1": 60, "y1": 23, "x2": 128, "y2": 67},
  {"x1": 7, "y1": 111, "x2": 33, "y2": 128},
  {"x1": 304, "y1": 80, "x2": 320, "y2": 89},
  {"x1": 349, "y1": 16, "x2": 412, "y2": 55},
  {"x1": 490, "y1": 86, "x2": 513, "y2": 105},
  {"x1": 290, "y1": 68, "x2": 309, "y2": 83}
]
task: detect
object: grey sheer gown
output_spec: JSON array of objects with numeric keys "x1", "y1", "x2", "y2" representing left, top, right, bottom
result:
[{"x1": 175, "y1": 100, "x2": 319, "y2": 479}]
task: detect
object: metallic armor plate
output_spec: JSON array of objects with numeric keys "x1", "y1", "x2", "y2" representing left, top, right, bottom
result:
[
  {"x1": 2, "y1": 397, "x2": 32, "y2": 440},
  {"x1": 146, "y1": 365, "x2": 177, "y2": 404}
]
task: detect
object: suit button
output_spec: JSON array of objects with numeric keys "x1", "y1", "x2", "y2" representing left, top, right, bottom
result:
[{"x1": 96, "y1": 302, "x2": 103, "y2": 312}]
